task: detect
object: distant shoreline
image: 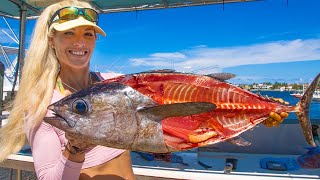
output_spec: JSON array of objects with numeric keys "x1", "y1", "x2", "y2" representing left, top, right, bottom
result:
[{"x1": 250, "y1": 89, "x2": 295, "y2": 92}]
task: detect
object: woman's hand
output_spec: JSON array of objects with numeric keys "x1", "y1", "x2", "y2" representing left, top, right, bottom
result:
[
  {"x1": 63, "y1": 133, "x2": 96, "y2": 162},
  {"x1": 65, "y1": 133, "x2": 96, "y2": 154}
]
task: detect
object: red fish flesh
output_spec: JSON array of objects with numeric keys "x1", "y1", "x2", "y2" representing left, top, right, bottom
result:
[{"x1": 104, "y1": 70, "x2": 319, "y2": 150}]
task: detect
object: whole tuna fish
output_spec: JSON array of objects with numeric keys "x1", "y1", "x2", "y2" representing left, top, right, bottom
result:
[{"x1": 44, "y1": 71, "x2": 320, "y2": 153}]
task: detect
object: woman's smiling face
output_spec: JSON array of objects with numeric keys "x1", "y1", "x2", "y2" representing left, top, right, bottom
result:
[{"x1": 51, "y1": 25, "x2": 96, "y2": 70}]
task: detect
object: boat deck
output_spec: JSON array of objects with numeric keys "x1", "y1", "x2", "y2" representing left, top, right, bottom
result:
[{"x1": 1, "y1": 151, "x2": 320, "y2": 180}]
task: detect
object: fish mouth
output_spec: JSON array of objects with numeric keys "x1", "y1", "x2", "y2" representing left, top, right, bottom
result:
[
  {"x1": 43, "y1": 113, "x2": 77, "y2": 128},
  {"x1": 46, "y1": 104, "x2": 77, "y2": 128}
]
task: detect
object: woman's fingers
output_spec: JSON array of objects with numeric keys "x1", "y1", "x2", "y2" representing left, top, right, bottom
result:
[{"x1": 65, "y1": 133, "x2": 95, "y2": 150}]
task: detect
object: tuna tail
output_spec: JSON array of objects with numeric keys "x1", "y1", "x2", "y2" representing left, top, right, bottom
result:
[{"x1": 295, "y1": 73, "x2": 320, "y2": 147}]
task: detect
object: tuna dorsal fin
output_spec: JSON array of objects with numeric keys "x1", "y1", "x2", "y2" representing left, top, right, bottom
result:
[
  {"x1": 227, "y1": 136, "x2": 251, "y2": 146},
  {"x1": 141, "y1": 69, "x2": 176, "y2": 73},
  {"x1": 206, "y1": 73, "x2": 236, "y2": 81},
  {"x1": 138, "y1": 102, "x2": 216, "y2": 122}
]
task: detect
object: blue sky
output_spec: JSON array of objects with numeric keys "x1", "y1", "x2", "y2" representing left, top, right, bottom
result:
[{"x1": 0, "y1": 0, "x2": 320, "y2": 84}]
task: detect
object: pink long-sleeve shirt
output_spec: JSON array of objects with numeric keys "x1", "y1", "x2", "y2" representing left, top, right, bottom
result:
[{"x1": 25, "y1": 73, "x2": 126, "y2": 180}]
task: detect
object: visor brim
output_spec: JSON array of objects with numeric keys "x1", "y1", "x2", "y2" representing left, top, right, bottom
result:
[{"x1": 50, "y1": 17, "x2": 106, "y2": 36}]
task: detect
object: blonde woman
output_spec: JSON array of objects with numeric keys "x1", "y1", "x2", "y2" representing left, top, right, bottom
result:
[{"x1": 0, "y1": 0, "x2": 134, "y2": 179}]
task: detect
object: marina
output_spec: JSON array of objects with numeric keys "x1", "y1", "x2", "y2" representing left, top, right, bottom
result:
[
  {"x1": 290, "y1": 84, "x2": 320, "y2": 101},
  {"x1": 291, "y1": 91, "x2": 320, "y2": 102}
]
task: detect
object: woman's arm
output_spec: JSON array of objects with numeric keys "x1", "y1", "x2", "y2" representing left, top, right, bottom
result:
[
  {"x1": 27, "y1": 121, "x2": 83, "y2": 180},
  {"x1": 26, "y1": 89, "x2": 85, "y2": 180}
]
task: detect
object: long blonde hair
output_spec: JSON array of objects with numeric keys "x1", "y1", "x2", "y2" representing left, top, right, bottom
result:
[{"x1": 0, "y1": 0, "x2": 94, "y2": 162}]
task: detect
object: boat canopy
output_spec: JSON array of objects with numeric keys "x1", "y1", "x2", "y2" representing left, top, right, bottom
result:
[
  {"x1": 0, "y1": 46, "x2": 19, "y2": 56},
  {"x1": 1, "y1": 0, "x2": 255, "y2": 19}
]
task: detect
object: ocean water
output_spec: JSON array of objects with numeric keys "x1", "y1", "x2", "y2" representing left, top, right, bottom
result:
[{"x1": 255, "y1": 90, "x2": 320, "y2": 124}]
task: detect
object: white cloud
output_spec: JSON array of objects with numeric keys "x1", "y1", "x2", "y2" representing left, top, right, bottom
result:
[
  {"x1": 130, "y1": 52, "x2": 187, "y2": 68},
  {"x1": 150, "y1": 52, "x2": 186, "y2": 59},
  {"x1": 129, "y1": 38, "x2": 320, "y2": 72}
]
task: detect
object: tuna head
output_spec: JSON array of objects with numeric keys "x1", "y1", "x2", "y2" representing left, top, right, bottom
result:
[{"x1": 44, "y1": 82, "x2": 157, "y2": 148}]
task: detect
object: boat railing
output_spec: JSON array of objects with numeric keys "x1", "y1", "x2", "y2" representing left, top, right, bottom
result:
[{"x1": 2, "y1": 152, "x2": 320, "y2": 180}]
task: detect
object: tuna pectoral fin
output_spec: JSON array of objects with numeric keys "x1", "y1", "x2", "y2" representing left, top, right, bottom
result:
[
  {"x1": 227, "y1": 136, "x2": 251, "y2": 146},
  {"x1": 138, "y1": 102, "x2": 216, "y2": 121},
  {"x1": 296, "y1": 73, "x2": 320, "y2": 147}
]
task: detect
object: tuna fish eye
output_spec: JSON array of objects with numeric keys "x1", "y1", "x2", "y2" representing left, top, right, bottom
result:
[{"x1": 72, "y1": 99, "x2": 89, "y2": 114}]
